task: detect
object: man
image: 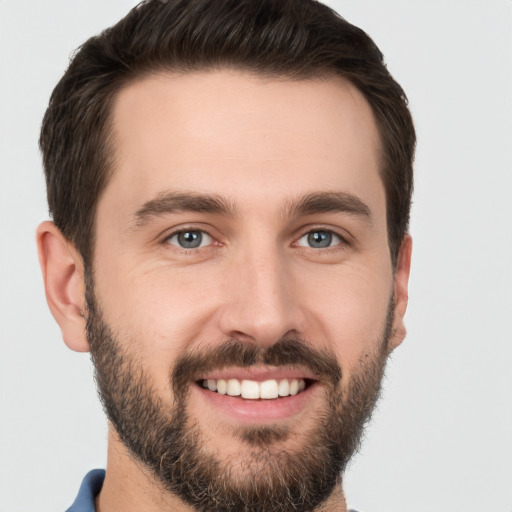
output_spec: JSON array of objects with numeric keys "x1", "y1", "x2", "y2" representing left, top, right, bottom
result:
[{"x1": 36, "y1": 0, "x2": 415, "y2": 510}]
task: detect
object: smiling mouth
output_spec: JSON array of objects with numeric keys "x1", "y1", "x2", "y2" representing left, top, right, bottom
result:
[{"x1": 198, "y1": 378, "x2": 312, "y2": 399}]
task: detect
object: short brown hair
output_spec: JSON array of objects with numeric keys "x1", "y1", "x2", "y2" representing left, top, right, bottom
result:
[{"x1": 40, "y1": 0, "x2": 415, "y2": 266}]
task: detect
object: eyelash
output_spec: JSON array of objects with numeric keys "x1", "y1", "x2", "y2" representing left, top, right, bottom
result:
[
  {"x1": 164, "y1": 228, "x2": 215, "y2": 250},
  {"x1": 295, "y1": 229, "x2": 348, "y2": 250},
  {"x1": 163, "y1": 226, "x2": 349, "y2": 252}
]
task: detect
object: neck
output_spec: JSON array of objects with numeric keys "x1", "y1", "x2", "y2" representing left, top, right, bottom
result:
[
  {"x1": 96, "y1": 429, "x2": 193, "y2": 512},
  {"x1": 96, "y1": 427, "x2": 348, "y2": 512}
]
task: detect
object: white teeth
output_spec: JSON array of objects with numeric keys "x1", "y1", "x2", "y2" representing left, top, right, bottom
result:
[
  {"x1": 260, "y1": 379, "x2": 279, "y2": 399},
  {"x1": 278, "y1": 379, "x2": 290, "y2": 396},
  {"x1": 227, "y1": 379, "x2": 241, "y2": 396},
  {"x1": 217, "y1": 379, "x2": 227, "y2": 395},
  {"x1": 241, "y1": 380, "x2": 260, "y2": 399},
  {"x1": 202, "y1": 378, "x2": 307, "y2": 399},
  {"x1": 241, "y1": 380, "x2": 260, "y2": 400}
]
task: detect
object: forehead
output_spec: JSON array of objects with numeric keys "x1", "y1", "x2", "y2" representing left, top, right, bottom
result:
[{"x1": 104, "y1": 70, "x2": 383, "y2": 218}]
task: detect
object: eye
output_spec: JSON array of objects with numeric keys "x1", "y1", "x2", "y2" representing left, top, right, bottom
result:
[
  {"x1": 296, "y1": 229, "x2": 343, "y2": 249},
  {"x1": 165, "y1": 229, "x2": 212, "y2": 249}
]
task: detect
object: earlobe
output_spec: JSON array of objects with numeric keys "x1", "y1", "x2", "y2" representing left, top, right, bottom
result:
[
  {"x1": 36, "y1": 221, "x2": 90, "y2": 353},
  {"x1": 389, "y1": 235, "x2": 412, "y2": 351}
]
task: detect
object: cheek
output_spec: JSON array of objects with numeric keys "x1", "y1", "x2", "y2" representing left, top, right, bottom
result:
[
  {"x1": 299, "y1": 261, "x2": 392, "y2": 371},
  {"x1": 92, "y1": 258, "x2": 223, "y2": 386}
]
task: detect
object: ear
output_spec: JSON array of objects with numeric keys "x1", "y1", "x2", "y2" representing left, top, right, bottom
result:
[
  {"x1": 36, "y1": 221, "x2": 90, "y2": 352},
  {"x1": 388, "y1": 235, "x2": 412, "y2": 351}
]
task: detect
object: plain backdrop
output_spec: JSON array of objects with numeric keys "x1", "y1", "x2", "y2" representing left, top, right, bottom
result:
[{"x1": 1, "y1": 1, "x2": 511, "y2": 511}]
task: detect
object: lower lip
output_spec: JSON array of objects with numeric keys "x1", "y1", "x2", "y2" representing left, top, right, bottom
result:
[{"x1": 194, "y1": 382, "x2": 318, "y2": 424}]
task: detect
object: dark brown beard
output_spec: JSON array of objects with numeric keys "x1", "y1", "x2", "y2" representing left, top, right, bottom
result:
[{"x1": 86, "y1": 273, "x2": 392, "y2": 512}]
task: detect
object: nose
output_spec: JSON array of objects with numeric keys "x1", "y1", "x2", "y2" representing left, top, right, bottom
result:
[{"x1": 217, "y1": 242, "x2": 306, "y2": 347}]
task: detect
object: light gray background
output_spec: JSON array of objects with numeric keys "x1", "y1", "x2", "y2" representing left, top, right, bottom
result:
[{"x1": 1, "y1": 1, "x2": 511, "y2": 511}]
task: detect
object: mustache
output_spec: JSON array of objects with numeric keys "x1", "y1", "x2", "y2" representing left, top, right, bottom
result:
[{"x1": 172, "y1": 337, "x2": 342, "y2": 397}]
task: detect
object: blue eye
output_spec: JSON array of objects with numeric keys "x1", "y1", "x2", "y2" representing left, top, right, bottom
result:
[
  {"x1": 297, "y1": 230, "x2": 342, "y2": 249},
  {"x1": 166, "y1": 230, "x2": 212, "y2": 249}
]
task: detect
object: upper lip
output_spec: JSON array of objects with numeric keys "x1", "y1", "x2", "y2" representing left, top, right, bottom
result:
[{"x1": 198, "y1": 365, "x2": 319, "y2": 382}]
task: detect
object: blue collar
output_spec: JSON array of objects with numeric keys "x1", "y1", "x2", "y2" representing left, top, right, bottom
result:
[{"x1": 66, "y1": 469, "x2": 105, "y2": 512}]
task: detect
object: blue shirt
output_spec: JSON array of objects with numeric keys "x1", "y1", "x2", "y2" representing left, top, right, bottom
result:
[
  {"x1": 66, "y1": 469, "x2": 360, "y2": 511},
  {"x1": 66, "y1": 469, "x2": 105, "y2": 512}
]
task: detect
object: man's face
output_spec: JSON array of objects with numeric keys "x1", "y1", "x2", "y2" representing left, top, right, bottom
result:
[{"x1": 87, "y1": 70, "x2": 409, "y2": 510}]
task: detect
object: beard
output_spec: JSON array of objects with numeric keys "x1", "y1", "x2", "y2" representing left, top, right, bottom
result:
[{"x1": 85, "y1": 275, "x2": 393, "y2": 512}]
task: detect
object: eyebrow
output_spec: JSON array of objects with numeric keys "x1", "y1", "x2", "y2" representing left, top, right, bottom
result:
[
  {"x1": 285, "y1": 192, "x2": 372, "y2": 222},
  {"x1": 131, "y1": 191, "x2": 238, "y2": 228},
  {"x1": 130, "y1": 189, "x2": 372, "y2": 229}
]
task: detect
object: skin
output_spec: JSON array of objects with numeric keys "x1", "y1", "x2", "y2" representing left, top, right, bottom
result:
[{"x1": 37, "y1": 70, "x2": 412, "y2": 512}]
